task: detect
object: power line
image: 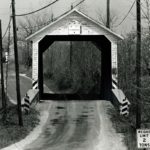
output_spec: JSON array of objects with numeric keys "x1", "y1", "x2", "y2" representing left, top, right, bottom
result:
[
  {"x1": 114, "y1": 0, "x2": 136, "y2": 28},
  {"x1": 15, "y1": 0, "x2": 59, "y2": 17},
  {"x1": 141, "y1": 3, "x2": 150, "y2": 23},
  {"x1": 71, "y1": 0, "x2": 85, "y2": 8},
  {"x1": 54, "y1": 0, "x2": 85, "y2": 20},
  {"x1": 19, "y1": 0, "x2": 85, "y2": 31}
]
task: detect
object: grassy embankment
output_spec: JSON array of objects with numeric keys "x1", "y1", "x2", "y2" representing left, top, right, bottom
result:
[
  {"x1": 0, "y1": 106, "x2": 39, "y2": 149},
  {"x1": 0, "y1": 64, "x2": 39, "y2": 149},
  {"x1": 109, "y1": 103, "x2": 150, "y2": 150},
  {"x1": 108, "y1": 107, "x2": 137, "y2": 150}
]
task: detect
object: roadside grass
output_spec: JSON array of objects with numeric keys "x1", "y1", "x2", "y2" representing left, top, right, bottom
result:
[
  {"x1": 108, "y1": 107, "x2": 137, "y2": 150},
  {"x1": 0, "y1": 63, "x2": 39, "y2": 149},
  {"x1": 0, "y1": 106, "x2": 40, "y2": 149}
]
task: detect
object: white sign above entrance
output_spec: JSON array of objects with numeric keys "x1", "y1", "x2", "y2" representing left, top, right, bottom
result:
[{"x1": 68, "y1": 20, "x2": 81, "y2": 35}]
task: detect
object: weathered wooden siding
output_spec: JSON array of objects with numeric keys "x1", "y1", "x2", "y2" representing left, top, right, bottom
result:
[{"x1": 32, "y1": 42, "x2": 39, "y2": 82}]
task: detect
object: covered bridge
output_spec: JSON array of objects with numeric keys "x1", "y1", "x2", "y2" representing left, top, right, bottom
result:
[{"x1": 26, "y1": 9, "x2": 123, "y2": 100}]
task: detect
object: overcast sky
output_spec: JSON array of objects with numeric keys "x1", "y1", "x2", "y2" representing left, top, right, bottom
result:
[{"x1": 0, "y1": 0, "x2": 136, "y2": 36}]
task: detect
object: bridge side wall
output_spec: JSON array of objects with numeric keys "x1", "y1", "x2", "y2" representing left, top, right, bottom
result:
[
  {"x1": 111, "y1": 42, "x2": 118, "y2": 84},
  {"x1": 32, "y1": 42, "x2": 39, "y2": 89}
]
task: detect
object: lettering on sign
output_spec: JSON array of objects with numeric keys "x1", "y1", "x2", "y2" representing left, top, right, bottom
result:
[{"x1": 137, "y1": 129, "x2": 150, "y2": 149}]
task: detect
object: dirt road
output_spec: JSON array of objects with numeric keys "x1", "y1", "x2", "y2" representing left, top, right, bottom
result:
[{"x1": 25, "y1": 100, "x2": 127, "y2": 150}]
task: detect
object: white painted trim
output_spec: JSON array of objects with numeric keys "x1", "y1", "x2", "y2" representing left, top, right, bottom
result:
[{"x1": 26, "y1": 9, "x2": 123, "y2": 41}]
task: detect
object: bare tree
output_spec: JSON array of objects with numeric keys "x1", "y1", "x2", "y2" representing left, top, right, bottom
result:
[
  {"x1": 16, "y1": 11, "x2": 53, "y2": 68},
  {"x1": 140, "y1": 0, "x2": 150, "y2": 74},
  {"x1": 141, "y1": 0, "x2": 150, "y2": 32},
  {"x1": 18, "y1": 11, "x2": 53, "y2": 38},
  {"x1": 96, "y1": 9, "x2": 118, "y2": 30}
]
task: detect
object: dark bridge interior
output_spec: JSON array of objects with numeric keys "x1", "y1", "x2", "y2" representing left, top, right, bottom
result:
[{"x1": 38, "y1": 35, "x2": 112, "y2": 100}]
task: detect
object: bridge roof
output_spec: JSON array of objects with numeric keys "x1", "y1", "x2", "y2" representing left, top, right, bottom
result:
[{"x1": 26, "y1": 9, "x2": 123, "y2": 42}]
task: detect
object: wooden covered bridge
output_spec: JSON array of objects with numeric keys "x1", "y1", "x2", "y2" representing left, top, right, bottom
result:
[{"x1": 26, "y1": 9, "x2": 124, "y2": 100}]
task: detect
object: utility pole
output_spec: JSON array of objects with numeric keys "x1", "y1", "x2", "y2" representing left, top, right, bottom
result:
[
  {"x1": 136, "y1": 0, "x2": 141, "y2": 129},
  {"x1": 106, "y1": 0, "x2": 110, "y2": 28},
  {"x1": 0, "y1": 20, "x2": 5, "y2": 110},
  {"x1": 12, "y1": 0, "x2": 23, "y2": 126}
]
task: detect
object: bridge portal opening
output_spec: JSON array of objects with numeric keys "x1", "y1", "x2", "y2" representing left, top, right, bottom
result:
[
  {"x1": 38, "y1": 35, "x2": 112, "y2": 100},
  {"x1": 43, "y1": 41, "x2": 101, "y2": 94}
]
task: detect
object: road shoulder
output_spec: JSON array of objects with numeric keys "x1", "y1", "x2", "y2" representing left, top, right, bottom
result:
[
  {"x1": 96, "y1": 101, "x2": 127, "y2": 150},
  {"x1": 1, "y1": 101, "x2": 52, "y2": 150}
]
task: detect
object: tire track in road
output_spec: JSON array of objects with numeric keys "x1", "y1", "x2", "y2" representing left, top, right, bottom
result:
[
  {"x1": 43, "y1": 101, "x2": 76, "y2": 149},
  {"x1": 25, "y1": 101, "x2": 77, "y2": 150},
  {"x1": 25, "y1": 100, "x2": 127, "y2": 150},
  {"x1": 25, "y1": 101, "x2": 101, "y2": 150},
  {"x1": 67, "y1": 101, "x2": 101, "y2": 150}
]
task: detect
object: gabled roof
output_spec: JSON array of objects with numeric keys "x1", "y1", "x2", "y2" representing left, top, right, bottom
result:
[{"x1": 26, "y1": 9, "x2": 123, "y2": 42}]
